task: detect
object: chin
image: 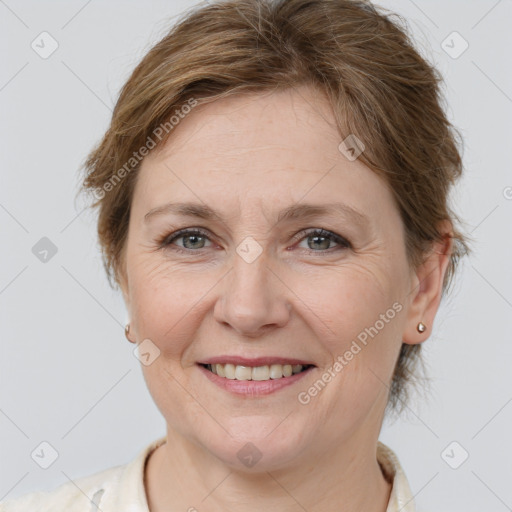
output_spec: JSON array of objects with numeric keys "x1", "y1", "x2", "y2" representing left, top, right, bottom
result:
[{"x1": 200, "y1": 418, "x2": 311, "y2": 472}]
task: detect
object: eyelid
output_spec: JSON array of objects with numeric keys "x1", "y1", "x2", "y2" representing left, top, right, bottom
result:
[
  {"x1": 290, "y1": 228, "x2": 351, "y2": 250},
  {"x1": 159, "y1": 226, "x2": 351, "y2": 254},
  {"x1": 160, "y1": 227, "x2": 212, "y2": 249}
]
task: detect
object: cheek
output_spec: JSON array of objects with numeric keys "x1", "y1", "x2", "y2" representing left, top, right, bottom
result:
[
  {"x1": 293, "y1": 259, "x2": 406, "y2": 404},
  {"x1": 297, "y1": 258, "x2": 404, "y2": 345},
  {"x1": 296, "y1": 280, "x2": 404, "y2": 438},
  {"x1": 127, "y1": 255, "x2": 226, "y2": 368},
  {"x1": 129, "y1": 262, "x2": 207, "y2": 426}
]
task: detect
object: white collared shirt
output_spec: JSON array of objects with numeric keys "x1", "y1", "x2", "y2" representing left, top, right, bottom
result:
[{"x1": 0, "y1": 438, "x2": 416, "y2": 511}]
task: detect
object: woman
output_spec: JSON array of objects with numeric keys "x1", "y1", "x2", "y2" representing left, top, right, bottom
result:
[{"x1": 1, "y1": 0, "x2": 469, "y2": 510}]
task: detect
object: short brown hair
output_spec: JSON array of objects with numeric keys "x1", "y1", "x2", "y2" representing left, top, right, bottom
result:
[{"x1": 80, "y1": 0, "x2": 470, "y2": 412}]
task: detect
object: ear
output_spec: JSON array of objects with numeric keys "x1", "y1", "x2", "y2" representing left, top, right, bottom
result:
[{"x1": 403, "y1": 221, "x2": 453, "y2": 345}]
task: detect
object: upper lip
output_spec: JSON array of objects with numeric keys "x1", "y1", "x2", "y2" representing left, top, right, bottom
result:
[{"x1": 198, "y1": 356, "x2": 315, "y2": 367}]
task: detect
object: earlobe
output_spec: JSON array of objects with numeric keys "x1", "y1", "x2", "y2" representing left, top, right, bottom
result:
[{"x1": 402, "y1": 226, "x2": 453, "y2": 345}]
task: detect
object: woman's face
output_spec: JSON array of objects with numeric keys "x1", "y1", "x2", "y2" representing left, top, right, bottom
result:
[{"x1": 121, "y1": 85, "x2": 429, "y2": 470}]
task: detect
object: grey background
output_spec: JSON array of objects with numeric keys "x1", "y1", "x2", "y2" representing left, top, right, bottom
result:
[{"x1": 1, "y1": 1, "x2": 511, "y2": 510}]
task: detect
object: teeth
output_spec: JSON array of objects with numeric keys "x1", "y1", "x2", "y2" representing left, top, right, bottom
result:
[
  {"x1": 269, "y1": 364, "x2": 283, "y2": 379},
  {"x1": 252, "y1": 365, "x2": 270, "y2": 381},
  {"x1": 224, "y1": 363, "x2": 235, "y2": 379},
  {"x1": 235, "y1": 365, "x2": 252, "y2": 380},
  {"x1": 215, "y1": 364, "x2": 225, "y2": 377},
  {"x1": 205, "y1": 363, "x2": 308, "y2": 380}
]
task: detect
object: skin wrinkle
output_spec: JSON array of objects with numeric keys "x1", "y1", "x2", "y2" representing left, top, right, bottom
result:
[{"x1": 119, "y1": 85, "x2": 451, "y2": 512}]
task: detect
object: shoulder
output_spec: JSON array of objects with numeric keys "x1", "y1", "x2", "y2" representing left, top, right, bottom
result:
[
  {"x1": 0, "y1": 464, "x2": 124, "y2": 512},
  {"x1": 377, "y1": 441, "x2": 416, "y2": 512},
  {"x1": 0, "y1": 436, "x2": 166, "y2": 512}
]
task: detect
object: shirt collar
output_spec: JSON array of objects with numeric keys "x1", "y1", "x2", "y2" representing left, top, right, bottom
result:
[
  {"x1": 104, "y1": 437, "x2": 415, "y2": 511},
  {"x1": 378, "y1": 441, "x2": 416, "y2": 512}
]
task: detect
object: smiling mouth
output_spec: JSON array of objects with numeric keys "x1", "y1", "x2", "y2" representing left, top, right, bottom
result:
[{"x1": 200, "y1": 363, "x2": 313, "y2": 381}]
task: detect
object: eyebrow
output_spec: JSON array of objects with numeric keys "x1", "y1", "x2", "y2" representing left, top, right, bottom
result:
[{"x1": 144, "y1": 201, "x2": 370, "y2": 229}]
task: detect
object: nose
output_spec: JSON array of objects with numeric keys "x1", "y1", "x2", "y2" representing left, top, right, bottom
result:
[{"x1": 213, "y1": 253, "x2": 292, "y2": 338}]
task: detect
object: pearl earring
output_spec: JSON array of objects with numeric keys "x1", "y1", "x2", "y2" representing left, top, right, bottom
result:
[
  {"x1": 417, "y1": 322, "x2": 427, "y2": 333},
  {"x1": 125, "y1": 323, "x2": 135, "y2": 343}
]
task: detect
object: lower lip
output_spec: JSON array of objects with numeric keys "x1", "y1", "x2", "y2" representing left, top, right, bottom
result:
[{"x1": 197, "y1": 364, "x2": 314, "y2": 396}]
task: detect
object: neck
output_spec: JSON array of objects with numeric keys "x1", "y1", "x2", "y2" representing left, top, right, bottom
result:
[{"x1": 145, "y1": 427, "x2": 392, "y2": 512}]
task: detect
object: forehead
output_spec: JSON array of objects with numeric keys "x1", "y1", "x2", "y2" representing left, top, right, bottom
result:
[
  {"x1": 132, "y1": 86, "x2": 398, "y2": 228},
  {"x1": 153, "y1": 85, "x2": 340, "y2": 168}
]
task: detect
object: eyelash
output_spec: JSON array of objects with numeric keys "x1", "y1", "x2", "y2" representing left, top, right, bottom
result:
[{"x1": 158, "y1": 227, "x2": 351, "y2": 255}]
